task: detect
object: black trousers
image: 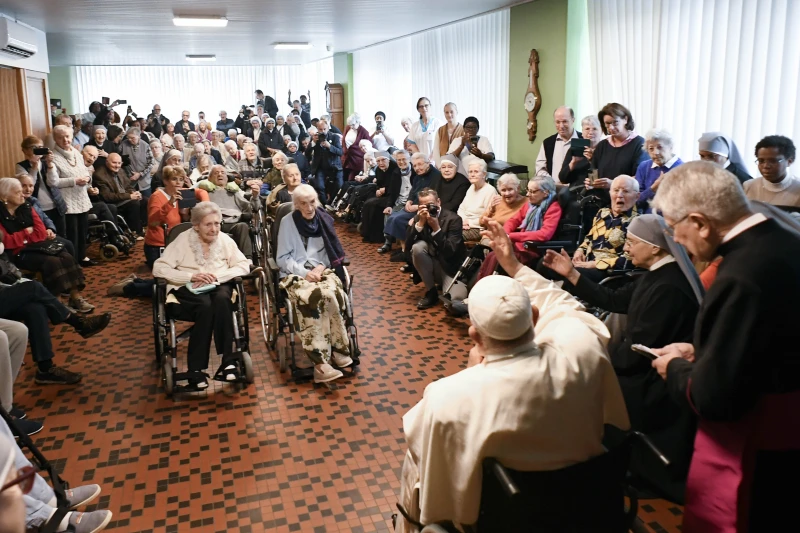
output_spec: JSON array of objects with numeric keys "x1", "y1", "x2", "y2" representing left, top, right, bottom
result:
[
  {"x1": 65, "y1": 212, "x2": 89, "y2": 260},
  {"x1": 115, "y1": 199, "x2": 145, "y2": 234},
  {"x1": 44, "y1": 208, "x2": 66, "y2": 238},
  {"x1": 0, "y1": 281, "x2": 70, "y2": 364},
  {"x1": 166, "y1": 284, "x2": 235, "y2": 372}
]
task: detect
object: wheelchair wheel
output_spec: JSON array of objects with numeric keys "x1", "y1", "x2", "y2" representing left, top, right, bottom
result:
[
  {"x1": 242, "y1": 352, "x2": 255, "y2": 384},
  {"x1": 162, "y1": 357, "x2": 174, "y2": 397},
  {"x1": 101, "y1": 244, "x2": 119, "y2": 261},
  {"x1": 152, "y1": 296, "x2": 165, "y2": 364},
  {"x1": 278, "y1": 345, "x2": 288, "y2": 373},
  {"x1": 256, "y1": 277, "x2": 271, "y2": 347}
]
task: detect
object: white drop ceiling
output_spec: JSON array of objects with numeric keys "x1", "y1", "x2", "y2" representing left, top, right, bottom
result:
[{"x1": 0, "y1": 0, "x2": 527, "y2": 66}]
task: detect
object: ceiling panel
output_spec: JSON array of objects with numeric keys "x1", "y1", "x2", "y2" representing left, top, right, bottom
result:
[{"x1": 0, "y1": 0, "x2": 526, "y2": 66}]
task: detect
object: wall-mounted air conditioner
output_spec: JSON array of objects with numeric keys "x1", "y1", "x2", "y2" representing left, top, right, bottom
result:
[{"x1": 0, "y1": 17, "x2": 38, "y2": 59}]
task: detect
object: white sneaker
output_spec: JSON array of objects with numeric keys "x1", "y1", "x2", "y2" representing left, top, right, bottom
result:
[
  {"x1": 314, "y1": 364, "x2": 343, "y2": 383},
  {"x1": 332, "y1": 353, "x2": 353, "y2": 368}
]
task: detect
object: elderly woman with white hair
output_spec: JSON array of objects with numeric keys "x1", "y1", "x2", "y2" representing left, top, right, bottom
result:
[
  {"x1": 558, "y1": 114, "x2": 605, "y2": 189},
  {"x1": 342, "y1": 113, "x2": 371, "y2": 183},
  {"x1": 456, "y1": 159, "x2": 498, "y2": 241},
  {"x1": 223, "y1": 140, "x2": 241, "y2": 173},
  {"x1": 635, "y1": 129, "x2": 684, "y2": 213},
  {"x1": 152, "y1": 201, "x2": 251, "y2": 390},
  {"x1": 50, "y1": 125, "x2": 94, "y2": 264},
  {"x1": 276, "y1": 184, "x2": 353, "y2": 384},
  {"x1": 264, "y1": 151, "x2": 289, "y2": 189}
]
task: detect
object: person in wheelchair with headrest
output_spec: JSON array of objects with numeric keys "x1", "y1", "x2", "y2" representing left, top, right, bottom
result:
[
  {"x1": 197, "y1": 165, "x2": 261, "y2": 261},
  {"x1": 276, "y1": 184, "x2": 353, "y2": 384},
  {"x1": 265, "y1": 163, "x2": 302, "y2": 216},
  {"x1": 152, "y1": 202, "x2": 250, "y2": 391},
  {"x1": 394, "y1": 221, "x2": 629, "y2": 532},
  {"x1": 476, "y1": 175, "x2": 562, "y2": 280}
]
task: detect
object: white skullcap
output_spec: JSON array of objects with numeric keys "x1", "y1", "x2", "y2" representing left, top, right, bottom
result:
[{"x1": 468, "y1": 275, "x2": 532, "y2": 341}]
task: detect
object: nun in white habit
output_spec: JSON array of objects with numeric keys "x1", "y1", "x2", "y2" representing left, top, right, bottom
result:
[{"x1": 394, "y1": 221, "x2": 630, "y2": 531}]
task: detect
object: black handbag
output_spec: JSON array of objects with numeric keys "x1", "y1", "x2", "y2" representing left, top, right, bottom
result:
[
  {"x1": 0, "y1": 253, "x2": 22, "y2": 284},
  {"x1": 19, "y1": 240, "x2": 65, "y2": 256}
]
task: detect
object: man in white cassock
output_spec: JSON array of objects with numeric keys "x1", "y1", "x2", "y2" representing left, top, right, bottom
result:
[{"x1": 394, "y1": 221, "x2": 630, "y2": 532}]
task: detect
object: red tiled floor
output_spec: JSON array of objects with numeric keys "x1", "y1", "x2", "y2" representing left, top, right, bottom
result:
[{"x1": 12, "y1": 226, "x2": 683, "y2": 532}]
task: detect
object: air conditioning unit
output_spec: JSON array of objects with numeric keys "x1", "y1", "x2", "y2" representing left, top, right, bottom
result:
[{"x1": 0, "y1": 17, "x2": 38, "y2": 59}]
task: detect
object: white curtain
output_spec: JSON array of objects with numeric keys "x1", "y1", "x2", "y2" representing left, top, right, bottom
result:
[
  {"x1": 74, "y1": 59, "x2": 334, "y2": 128},
  {"x1": 587, "y1": 0, "x2": 800, "y2": 176},
  {"x1": 353, "y1": 10, "x2": 510, "y2": 159}
]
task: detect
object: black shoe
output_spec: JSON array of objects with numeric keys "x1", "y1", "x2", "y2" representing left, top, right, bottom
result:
[
  {"x1": 35, "y1": 365, "x2": 82, "y2": 385},
  {"x1": 74, "y1": 312, "x2": 111, "y2": 339},
  {"x1": 10, "y1": 418, "x2": 43, "y2": 438},
  {"x1": 377, "y1": 244, "x2": 392, "y2": 254},
  {"x1": 9, "y1": 406, "x2": 26, "y2": 419},
  {"x1": 417, "y1": 288, "x2": 439, "y2": 309},
  {"x1": 187, "y1": 372, "x2": 209, "y2": 390},
  {"x1": 80, "y1": 259, "x2": 99, "y2": 267},
  {"x1": 389, "y1": 252, "x2": 407, "y2": 263}
]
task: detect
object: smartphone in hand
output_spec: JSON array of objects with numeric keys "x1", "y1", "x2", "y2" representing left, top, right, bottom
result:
[{"x1": 631, "y1": 344, "x2": 659, "y2": 360}]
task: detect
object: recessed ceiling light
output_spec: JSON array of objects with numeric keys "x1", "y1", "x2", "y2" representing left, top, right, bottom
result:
[
  {"x1": 173, "y1": 16, "x2": 228, "y2": 27},
  {"x1": 274, "y1": 43, "x2": 312, "y2": 50},
  {"x1": 185, "y1": 55, "x2": 216, "y2": 61}
]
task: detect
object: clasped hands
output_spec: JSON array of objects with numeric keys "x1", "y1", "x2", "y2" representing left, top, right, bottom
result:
[
  {"x1": 305, "y1": 264, "x2": 326, "y2": 283},
  {"x1": 191, "y1": 272, "x2": 217, "y2": 288}
]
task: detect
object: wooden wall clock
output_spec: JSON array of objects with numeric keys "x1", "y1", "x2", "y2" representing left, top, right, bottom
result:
[{"x1": 524, "y1": 49, "x2": 542, "y2": 143}]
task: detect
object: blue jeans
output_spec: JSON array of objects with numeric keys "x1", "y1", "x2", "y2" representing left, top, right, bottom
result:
[{"x1": 314, "y1": 169, "x2": 343, "y2": 202}]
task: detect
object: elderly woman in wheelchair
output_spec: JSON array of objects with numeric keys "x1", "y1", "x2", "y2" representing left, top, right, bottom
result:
[
  {"x1": 152, "y1": 202, "x2": 251, "y2": 391},
  {"x1": 276, "y1": 184, "x2": 353, "y2": 384}
]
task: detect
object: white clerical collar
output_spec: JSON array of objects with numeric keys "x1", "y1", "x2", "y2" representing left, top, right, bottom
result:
[
  {"x1": 651, "y1": 154, "x2": 680, "y2": 169},
  {"x1": 557, "y1": 129, "x2": 579, "y2": 143},
  {"x1": 482, "y1": 341, "x2": 540, "y2": 364},
  {"x1": 649, "y1": 255, "x2": 676, "y2": 271},
  {"x1": 722, "y1": 213, "x2": 768, "y2": 243},
  {"x1": 761, "y1": 175, "x2": 795, "y2": 192}
]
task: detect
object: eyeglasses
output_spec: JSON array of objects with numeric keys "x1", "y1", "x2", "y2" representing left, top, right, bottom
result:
[
  {"x1": 526, "y1": 188, "x2": 543, "y2": 195},
  {"x1": 755, "y1": 157, "x2": 785, "y2": 166},
  {"x1": 417, "y1": 104, "x2": 431, "y2": 109},
  {"x1": 666, "y1": 214, "x2": 688, "y2": 230},
  {"x1": 1, "y1": 465, "x2": 38, "y2": 494}
]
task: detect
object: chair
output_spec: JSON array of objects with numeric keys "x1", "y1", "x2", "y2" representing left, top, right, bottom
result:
[
  {"x1": 266, "y1": 203, "x2": 361, "y2": 383},
  {"x1": 522, "y1": 185, "x2": 584, "y2": 255},
  {"x1": 151, "y1": 223, "x2": 269, "y2": 397},
  {"x1": 400, "y1": 427, "x2": 670, "y2": 533}
]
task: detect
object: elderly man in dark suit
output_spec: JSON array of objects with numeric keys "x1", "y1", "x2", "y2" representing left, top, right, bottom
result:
[
  {"x1": 406, "y1": 187, "x2": 467, "y2": 309},
  {"x1": 309, "y1": 119, "x2": 343, "y2": 204},
  {"x1": 93, "y1": 152, "x2": 145, "y2": 236}
]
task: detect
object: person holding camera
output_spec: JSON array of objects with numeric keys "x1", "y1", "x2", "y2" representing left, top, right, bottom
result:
[
  {"x1": 309, "y1": 119, "x2": 343, "y2": 204},
  {"x1": 371, "y1": 111, "x2": 395, "y2": 153},
  {"x1": 16, "y1": 137, "x2": 68, "y2": 238},
  {"x1": 447, "y1": 116, "x2": 495, "y2": 176},
  {"x1": 406, "y1": 188, "x2": 467, "y2": 309}
]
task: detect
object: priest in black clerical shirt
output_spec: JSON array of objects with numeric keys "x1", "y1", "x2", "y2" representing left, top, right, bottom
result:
[
  {"x1": 543, "y1": 214, "x2": 701, "y2": 502},
  {"x1": 651, "y1": 161, "x2": 800, "y2": 533}
]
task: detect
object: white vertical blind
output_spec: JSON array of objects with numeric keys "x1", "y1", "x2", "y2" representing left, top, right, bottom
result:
[
  {"x1": 587, "y1": 0, "x2": 800, "y2": 176},
  {"x1": 74, "y1": 59, "x2": 334, "y2": 127},
  {"x1": 353, "y1": 9, "x2": 510, "y2": 159}
]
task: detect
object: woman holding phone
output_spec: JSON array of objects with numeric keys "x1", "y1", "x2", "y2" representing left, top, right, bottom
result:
[{"x1": 447, "y1": 116, "x2": 494, "y2": 175}]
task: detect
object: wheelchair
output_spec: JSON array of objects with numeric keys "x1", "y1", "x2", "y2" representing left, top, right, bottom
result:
[
  {"x1": 265, "y1": 202, "x2": 361, "y2": 384},
  {"x1": 87, "y1": 213, "x2": 136, "y2": 261},
  {"x1": 152, "y1": 223, "x2": 269, "y2": 397},
  {"x1": 398, "y1": 426, "x2": 671, "y2": 533}
]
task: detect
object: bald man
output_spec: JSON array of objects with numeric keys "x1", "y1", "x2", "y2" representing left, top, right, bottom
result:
[
  {"x1": 93, "y1": 152, "x2": 145, "y2": 236},
  {"x1": 535, "y1": 106, "x2": 581, "y2": 181}
]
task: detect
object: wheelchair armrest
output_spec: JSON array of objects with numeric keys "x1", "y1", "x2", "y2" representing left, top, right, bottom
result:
[
  {"x1": 523, "y1": 240, "x2": 573, "y2": 251},
  {"x1": 267, "y1": 258, "x2": 279, "y2": 272},
  {"x1": 155, "y1": 278, "x2": 167, "y2": 288},
  {"x1": 342, "y1": 259, "x2": 350, "y2": 267}
]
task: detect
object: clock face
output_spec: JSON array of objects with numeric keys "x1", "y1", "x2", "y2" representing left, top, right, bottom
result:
[{"x1": 524, "y1": 92, "x2": 537, "y2": 112}]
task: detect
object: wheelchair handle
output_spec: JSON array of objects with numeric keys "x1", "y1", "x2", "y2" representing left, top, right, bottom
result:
[
  {"x1": 487, "y1": 458, "x2": 520, "y2": 498},
  {"x1": 631, "y1": 431, "x2": 671, "y2": 467}
]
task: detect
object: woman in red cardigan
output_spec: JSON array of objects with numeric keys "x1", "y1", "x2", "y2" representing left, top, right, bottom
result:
[
  {"x1": 0, "y1": 178, "x2": 95, "y2": 312},
  {"x1": 342, "y1": 113, "x2": 372, "y2": 182},
  {"x1": 478, "y1": 175, "x2": 562, "y2": 279}
]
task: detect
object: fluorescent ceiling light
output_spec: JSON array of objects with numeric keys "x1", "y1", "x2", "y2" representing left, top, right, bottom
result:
[
  {"x1": 173, "y1": 16, "x2": 228, "y2": 27},
  {"x1": 274, "y1": 43, "x2": 312, "y2": 50},
  {"x1": 186, "y1": 55, "x2": 216, "y2": 61}
]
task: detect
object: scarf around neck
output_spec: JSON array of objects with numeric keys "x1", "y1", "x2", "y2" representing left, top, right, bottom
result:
[
  {"x1": 519, "y1": 192, "x2": 555, "y2": 232},
  {"x1": 292, "y1": 207, "x2": 346, "y2": 282}
]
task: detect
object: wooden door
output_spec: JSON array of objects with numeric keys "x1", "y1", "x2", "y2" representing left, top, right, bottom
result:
[{"x1": 0, "y1": 66, "x2": 24, "y2": 175}]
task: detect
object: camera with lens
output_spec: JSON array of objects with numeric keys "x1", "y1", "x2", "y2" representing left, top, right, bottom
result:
[
  {"x1": 426, "y1": 203, "x2": 440, "y2": 217},
  {"x1": 33, "y1": 147, "x2": 50, "y2": 156}
]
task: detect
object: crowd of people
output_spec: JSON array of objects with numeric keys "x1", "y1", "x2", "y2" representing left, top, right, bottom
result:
[{"x1": 2, "y1": 86, "x2": 799, "y2": 533}]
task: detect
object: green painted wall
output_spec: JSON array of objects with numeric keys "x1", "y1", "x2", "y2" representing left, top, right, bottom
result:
[
  {"x1": 332, "y1": 52, "x2": 354, "y2": 119},
  {"x1": 507, "y1": 0, "x2": 570, "y2": 173},
  {"x1": 48, "y1": 66, "x2": 78, "y2": 114}
]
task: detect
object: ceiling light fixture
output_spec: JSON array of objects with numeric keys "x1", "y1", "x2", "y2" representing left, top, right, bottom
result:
[
  {"x1": 173, "y1": 16, "x2": 228, "y2": 27},
  {"x1": 185, "y1": 55, "x2": 216, "y2": 61},
  {"x1": 274, "y1": 43, "x2": 312, "y2": 50}
]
